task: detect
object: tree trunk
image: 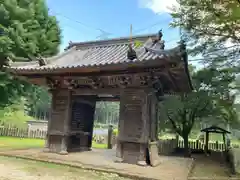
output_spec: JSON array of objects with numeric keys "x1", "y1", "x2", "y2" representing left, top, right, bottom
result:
[
  {"x1": 227, "y1": 123, "x2": 230, "y2": 131},
  {"x1": 183, "y1": 135, "x2": 191, "y2": 157}
]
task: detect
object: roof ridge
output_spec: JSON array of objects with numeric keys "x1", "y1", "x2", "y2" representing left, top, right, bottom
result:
[
  {"x1": 77, "y1": 42, "x2": 130, "y2": 50},
  {"x1": 67, "y1": 33, "x2": 156, "y2": 49}
]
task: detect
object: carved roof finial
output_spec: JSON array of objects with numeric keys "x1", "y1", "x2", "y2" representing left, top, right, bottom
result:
[
  {"x1": 127, "y1": 24, "x2": 137, "y2": 60},
  {"x1": 151, "y1": 29, "x2": 165, "y2": 50},
  {"x1": 130, "y1": 24, "x2": 133, "y2": 45},
  {"x1": 158, "y1": 29, "x2": 163, "y2": 41}
]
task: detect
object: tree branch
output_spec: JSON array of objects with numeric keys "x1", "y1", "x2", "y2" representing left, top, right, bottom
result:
[{"x1": 166, "y1": 112, "x2": 182, "y2": 136}]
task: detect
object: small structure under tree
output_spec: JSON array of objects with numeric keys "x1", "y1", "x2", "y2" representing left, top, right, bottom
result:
[{"x1": 201, "y1": 125, "x2": 231, "y2": 153}]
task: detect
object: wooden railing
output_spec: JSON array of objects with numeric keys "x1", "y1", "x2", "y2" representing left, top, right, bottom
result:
[
  {"x1": 158, "y1": 139, "x2": 239, "y2": 155},
  {"x1": 178, "y1": 139, "x2": 226, "y2": 151},
  {"x1": 0, "y1": 127, "x2": 32, "y2": 138},
  {"x1": 0, "y1": 126, "x2": 115, "y2": 146},
  {"x1": 0, "y1": 126, "x2": 238, "y2": 153}
]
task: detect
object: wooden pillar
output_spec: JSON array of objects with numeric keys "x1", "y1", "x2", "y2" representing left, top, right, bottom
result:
[
  {"x1": 222, "y1": 133, "x2": 226, "y2": 151},
  {"x1": 149, "y1": 92, "x2": 158, "y2": 141},
  {"x1": 59, "y1": 90, "x2": 72, "y2": 155},
  {"x1": 43, "y1": 90, "x2": 54, "y2": 152},
  {"x1": 107, "y1": 125, "x2": 113, "y2": 149},
  {"x1": 116, "y1": 96, "x2": 124, "y2": 161},
  {"x1": 116, "y1": 88, "x2": 160, "y2": 166},
  {"x1": 146, "y1": 91, "x2": 160, "y2": 166},
  {"x1": 46, "y1": 89, "x2": 72, "y2": 154},
  {"x1": 204, "y1": 132, "x2": 209, "y2": 154}
]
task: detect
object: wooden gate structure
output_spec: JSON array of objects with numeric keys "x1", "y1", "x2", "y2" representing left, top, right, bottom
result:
[{"x1": 8, "y1": 31, "x2": 192, "y2": 166}]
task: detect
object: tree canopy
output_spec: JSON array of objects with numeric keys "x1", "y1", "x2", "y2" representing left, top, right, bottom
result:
[
  {"x1": 0, "y1": 0, "x2": 61, "y2": 109},
  {"x1": 171, "y1": 0, "x2": 240, "y2": 69},
  {"x1": 0, "y1": 0, "x2": 61, "y2": 61}
]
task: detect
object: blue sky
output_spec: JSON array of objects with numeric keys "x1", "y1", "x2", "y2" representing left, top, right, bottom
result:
[{"x1": 46, "y1": 0, "x2": 180, "y2": 50}]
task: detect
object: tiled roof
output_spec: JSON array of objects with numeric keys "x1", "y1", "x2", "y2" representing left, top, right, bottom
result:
[{"x1": 9, "y1": 34, "x2": 182, "y2": 71}]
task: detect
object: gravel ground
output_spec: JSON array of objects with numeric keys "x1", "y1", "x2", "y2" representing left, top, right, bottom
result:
[{"x1": 0, "y1": 156, "x2": 131, "y2": 180}]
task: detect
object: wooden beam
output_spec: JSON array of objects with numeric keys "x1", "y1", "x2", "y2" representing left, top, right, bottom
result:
[
  {"x1": 96, "y1": 96, "x2": 120, "y2": 101},
  {"x1": 72, "y1": 88, "x2": 121, "y2": 96}
]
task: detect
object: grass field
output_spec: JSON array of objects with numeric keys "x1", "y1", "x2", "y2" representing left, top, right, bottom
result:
[{"x1": 0, "y1": 136, "x2": 107, "y2": 150}]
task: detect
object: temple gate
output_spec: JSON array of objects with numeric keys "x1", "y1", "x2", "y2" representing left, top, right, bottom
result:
[{"x1": 8, "y1": 31, "x2": 192, "y2": 166}]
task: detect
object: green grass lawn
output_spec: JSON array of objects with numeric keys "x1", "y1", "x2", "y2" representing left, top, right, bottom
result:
[{"x1": 0, "y1": 136, "x2": 107, "y2": 150}]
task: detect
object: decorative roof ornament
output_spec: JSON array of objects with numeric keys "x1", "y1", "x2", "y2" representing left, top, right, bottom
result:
[
  {"x1": 151, "y1": 29, "x2": 165, "y2": 50},
  {"x1": 127, "y1": 24, "x2": 137, "y2": 60},
  {"x1": 157, "y1": 29, "x2": 163, "y2": 41},
  {"x1": 37, "y1": 56, "x2": 47, "y2": 66},
  {"x1": 145, "y1": 29, "x2": 166, "y2": 53}
]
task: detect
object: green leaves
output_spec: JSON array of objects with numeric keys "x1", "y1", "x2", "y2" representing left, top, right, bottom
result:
[
  {"x1": 161, "y1": 91, "x2": 213, "y2": 137},
  {"x1": 171, "y1": 0, "x2": 240, "y2": 66},
  {"x1": 191, "y1": 64, "x2": 240, "y2": 129},
  {"x1": 0, "y1": 0, "x2": 61, "y2": 109},
  {"x1": 25, "y1": 85, "x2": 51, "y2": 115},
  {"x1": 0, "y1": 0, "x2": 61, "y2": 59}
]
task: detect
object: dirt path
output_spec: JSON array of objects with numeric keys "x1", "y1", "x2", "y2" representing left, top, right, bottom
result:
[
  {"x1": 0, "y1": 156, "x2": 131, "y2": 180},
  {"x1": 189, "y1": 154, "x2": 235, "y2": 179}
]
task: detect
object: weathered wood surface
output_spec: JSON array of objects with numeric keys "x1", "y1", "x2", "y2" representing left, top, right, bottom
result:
[
  {"x1": 118, "y1": 89, "x2": 147, "y2": 143},
  {"x1": 50, "y1": 90, "x2": 69, "y2": 133},
  {"x1": 117, "y1": 88, "x2": 152, "y2": 165},
  {"x1": 45, "y1": 70, "x2": 182, "y2": 93}
]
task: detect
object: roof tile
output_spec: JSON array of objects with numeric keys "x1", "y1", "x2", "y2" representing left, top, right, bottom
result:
[{"x1": 9, "y1": 34, "x2": 182, "y2": 71}]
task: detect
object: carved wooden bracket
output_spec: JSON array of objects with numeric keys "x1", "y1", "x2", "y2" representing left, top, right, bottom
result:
[
  {"x1": 139, "y1": 75, "x2": 152, "y2": 86},
  {"x1": 63, "y1": 79, "x2": 78, "y2": 89},
  {"x1": 46, "y1": 77, "x2": 61, "y2": 89},
  {"x1": 49, "y1": 69, "x2": 182, "y2": 90},
  {"x1": 118, "y1": 76, "x2": 131, "y2": 88},
  {"x1": 63, "y1": 77, "x2": 104, "y2": 89},
  {"x1": 150, "y1": 75, "x2": 165, "y2": 97},
  {"x1": 88, "y1": 77, "x2": 103, "y2": 89}
]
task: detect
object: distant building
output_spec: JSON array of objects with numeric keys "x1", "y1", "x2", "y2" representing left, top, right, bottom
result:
[
  {"x1": 27, "y1": 120, "x2": 48, "y2": 138},
  {"x1": 27, "y1": 120, "x2": 48, "y2": 131}
]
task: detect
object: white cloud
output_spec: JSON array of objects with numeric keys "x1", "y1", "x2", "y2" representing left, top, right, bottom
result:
[{"x1": 138, "y1": 0, "x2": 179, "y2": 14}]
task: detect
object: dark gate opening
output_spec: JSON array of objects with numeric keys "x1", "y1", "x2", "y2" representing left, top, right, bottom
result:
[
  {"x1": 68, "y1": 96, "x2": 96, "y2": 152},
  {"x1": 68, "y1": 95, "x2": 120, "y2": 152}
]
